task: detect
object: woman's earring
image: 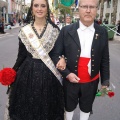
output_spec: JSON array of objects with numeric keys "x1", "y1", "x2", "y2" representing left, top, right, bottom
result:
[
  {"x1": 32, "y1": 15, "x2": 35, "y2": 21},
  {"x1": 31, "y1": 11, "x2": 35, "y2": 21},
  {"x1": 46, "y1": 13, "x2": 48, "y2": 20}
]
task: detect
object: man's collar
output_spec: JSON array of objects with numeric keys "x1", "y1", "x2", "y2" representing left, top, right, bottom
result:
[
  {"x1": 79, "y1": 21, "x2": 94, "y2": 31},
  {"x1": 66, "y1": 23, "x2": 70, "y2": 25}
]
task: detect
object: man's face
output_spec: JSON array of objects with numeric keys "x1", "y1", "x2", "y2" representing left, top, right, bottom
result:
[
  {"x1": 79, "y1": 0, "x2": 98, "y2": 26},
  {"x1": 65, "y1": 16, "x2": 71, "y2": 24}
]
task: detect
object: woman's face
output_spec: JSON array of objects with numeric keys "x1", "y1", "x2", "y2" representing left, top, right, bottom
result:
[{"x1": 32, "y1": 0, "x2": 47, "y2": 19}]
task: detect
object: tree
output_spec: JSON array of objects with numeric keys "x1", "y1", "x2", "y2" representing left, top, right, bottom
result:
[
  {"x1": 100, "y1": 0, "x2": 105, "y2": 21},
  {"x1": 59, "y1": 4, "x2": 71, "y2": 23},
  {"x1": 59, "y1": 5, "x2": 71, "y2": 16},
  {"x1": 112, "y1": 0, "x2": 118, "y2": 25}
]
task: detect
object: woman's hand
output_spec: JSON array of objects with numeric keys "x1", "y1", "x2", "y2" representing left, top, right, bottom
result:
[{"x1": 56, "y1": 57, "x2": 66, "y2": 70}]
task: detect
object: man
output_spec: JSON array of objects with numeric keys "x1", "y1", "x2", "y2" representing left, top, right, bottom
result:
[
  {"x1": 0, "y1": 18, "x2": 5, "y2": 34},
  {"x1": 65, "y1": 15, "x2": 71, "y2": 25},
  {"x1": 58, "y1": 15, "x2": 72, "y2": 30},
  {"x1": 52, "y1": 0, "x2": 110, "y2": 120}
]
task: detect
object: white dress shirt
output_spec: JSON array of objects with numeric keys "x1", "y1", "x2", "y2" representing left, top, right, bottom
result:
[{"x1": 77, "y1": 21, "x2": 95, "y2": 75}]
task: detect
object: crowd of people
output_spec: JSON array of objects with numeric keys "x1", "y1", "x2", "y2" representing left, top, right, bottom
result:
[{"x1": 50, "y1": 13, "x2": 72, "y2": 30}]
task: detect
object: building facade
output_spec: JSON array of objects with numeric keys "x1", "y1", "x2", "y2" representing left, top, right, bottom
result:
[
  {"x1": 64, "y1": 0, "x2": 120, "y2": 24},
  {"x1": 0, "y1": 0, "x2": 28, "y2": 24},
  {"x1": 97, "y1": 0, "x2": 120, "y2": 24},
  {"x1": 7, "y1": 0, "x2": 22, "y2": 24}
]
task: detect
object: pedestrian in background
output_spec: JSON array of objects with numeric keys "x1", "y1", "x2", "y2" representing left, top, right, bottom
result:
[
  {"x1": 65, "y1": 15, "x2": 72, "y2": 26},
  {"x1": 52, "y1": 0, "x2": 110, "y2": 120},
  {"x1": 116, "y1": 20, "x2": 120, "y2": 36},
  {"x1": 4, "y1": 0, "x2": 65, "y2": 119},
  {"x1": 0, "y1": 18, "x2": 5, "y2": 34},
  {"x1": 60, "y1": 15, "x2": 72, "y2": 30},
  {"x1": 18, "y1": 17, "x2": 22, "y2": 26}
]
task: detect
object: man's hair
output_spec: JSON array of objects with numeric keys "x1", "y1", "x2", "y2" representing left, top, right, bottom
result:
[
  {"x1": 66, "y1": 14, "x2": 71, "y2": 18},
  {"x1": 79, "y1": 0, "x2": 99, "y2": 6}
]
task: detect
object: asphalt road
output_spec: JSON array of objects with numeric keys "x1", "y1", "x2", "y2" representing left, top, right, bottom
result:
[{"x1": 0, "y1": 27, "x2": 120, "y2": 120}]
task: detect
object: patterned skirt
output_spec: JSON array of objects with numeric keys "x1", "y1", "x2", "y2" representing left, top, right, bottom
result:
[{"x1": 5, "y1": 57, "x2": 64, "y2": 120}]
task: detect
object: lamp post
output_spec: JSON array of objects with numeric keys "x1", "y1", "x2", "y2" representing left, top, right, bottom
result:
[
  {"x1": 23, "y1": 0, "x2": 25, "y2": 19},
  {"x1": 20, "y1": 0, "x2": 22, "y2": 19},
  {"x1": 5, "y1": 0, "x2": 8, "y2": 23}
]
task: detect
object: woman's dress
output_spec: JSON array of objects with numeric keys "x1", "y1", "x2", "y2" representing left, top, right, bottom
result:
[{"x1": 8, "y1": 23, "x2": 64, "y2": 120}]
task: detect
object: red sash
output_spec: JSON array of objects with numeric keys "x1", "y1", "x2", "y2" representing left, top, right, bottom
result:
[{"x1": 78, "y1": 57, "x2": 99, "y2": 83}]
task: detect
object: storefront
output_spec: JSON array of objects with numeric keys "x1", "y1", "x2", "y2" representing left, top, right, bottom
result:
[{"x1": 0, "y1": 0, "x2": 8, "y2": 23}]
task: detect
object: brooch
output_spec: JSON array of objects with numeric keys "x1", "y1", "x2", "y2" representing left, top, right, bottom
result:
[
  {"x1": 95, "y1": 34, "x2": 99, "y2": 39},
  {"x1": 28, "y1": 33, "x2": 34, "y2": 39}
]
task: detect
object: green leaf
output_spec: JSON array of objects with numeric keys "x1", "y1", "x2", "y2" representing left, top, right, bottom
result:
[{"x1": 96, "y1": 92, "x2": 102, "y2": 96}]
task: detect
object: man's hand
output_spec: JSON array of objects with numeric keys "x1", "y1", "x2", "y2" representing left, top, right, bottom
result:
[
  {"x1": 101, "y1": 85, "x2": 108, "y2": 89},
  {"x1": 66, "y1": 73, "x2": 80, "y2": 83}
]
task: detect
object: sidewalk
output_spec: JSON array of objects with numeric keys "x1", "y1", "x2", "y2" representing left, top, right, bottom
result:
[
  {"x1": 1, "y1": 23, "x2": 120, "y2": 42},
  {"x1": 0, "y1": 23, "x2": 21, "y2": 35},
  {"x1": 4, "y1": 23, "x2": 20, "y2": 31},
  {"x1": 114, "y1": 34, "x2": 120, "y2": 41}
]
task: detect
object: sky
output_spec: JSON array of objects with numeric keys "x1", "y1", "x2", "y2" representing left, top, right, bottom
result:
[{"x1": 25, "y1": 0, "x2": 31, "y2": 3}]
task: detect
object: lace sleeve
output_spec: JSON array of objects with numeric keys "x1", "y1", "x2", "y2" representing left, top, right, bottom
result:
[{"x1": 13, "y1": 38, "x2": 27, "y2": 71}]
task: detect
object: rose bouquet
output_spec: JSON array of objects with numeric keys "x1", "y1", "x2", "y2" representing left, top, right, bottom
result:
[
  {"x1": 0, "y1": 68, "x2": 16, "y2": 86},
  {"x1": 96, "y1": 87, "x2": 115, "y2": 98}
]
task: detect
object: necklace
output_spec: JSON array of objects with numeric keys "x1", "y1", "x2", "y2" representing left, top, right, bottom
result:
[
  {"x1": 31, "y1": 21, "x2": 48, "y2": 39},
  {"x1": 39, "y1": 28, "x2": 42, "y2": 31}
]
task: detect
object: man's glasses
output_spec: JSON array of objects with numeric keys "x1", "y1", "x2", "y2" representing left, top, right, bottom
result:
[{"x1": 79, "y1": 5, "x2": 98, "y2": 10}]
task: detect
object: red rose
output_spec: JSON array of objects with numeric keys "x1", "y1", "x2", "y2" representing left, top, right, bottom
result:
[
  {"x1": 108, "y1": 91, "x2": 115, "y2": 98},
  {"x1": 96, "y1": 88, "x2": 115, "y2": 98},
  {"x1": 0, "y1": 72, "x2": 2, "y2": 82},
  {"x1": 0, "y1": 68, "x2": 16, "y2": 86}
]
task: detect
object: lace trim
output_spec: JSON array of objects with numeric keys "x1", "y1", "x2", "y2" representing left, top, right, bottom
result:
[
  {"x1": 18, "y1": 23, "x2": 59, "y2": 59},
  {"x1": 4, "y1": 99, "x2": 10, "y2": 120}
]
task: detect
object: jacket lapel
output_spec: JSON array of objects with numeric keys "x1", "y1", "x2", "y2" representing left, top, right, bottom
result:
[
  {"x1": 68, "y1": 22, "x2": 81, "y2": 49},
  {"x1": 92, "y1": 23, "x2": 101, "y2": 48},
  {"x1": 68, "y1": 22, "x2": 101, "y2": 49}
]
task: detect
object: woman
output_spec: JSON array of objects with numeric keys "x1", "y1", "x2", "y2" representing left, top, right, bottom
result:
[{"x1": 5, "y1": 0, "x2": 65, "y2": 119}]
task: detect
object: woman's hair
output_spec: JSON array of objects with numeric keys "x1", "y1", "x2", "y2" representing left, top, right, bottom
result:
[
  {"x1": 26, "y1": 0, "x2": 49, "y2": 23},
  {"x1": 25, "y1": 0, "x2": 59, "y2": 29}
]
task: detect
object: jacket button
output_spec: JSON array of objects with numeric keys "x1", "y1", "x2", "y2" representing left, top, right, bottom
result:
[
  {"x1": 77, "y1": 55, "x2": 79, "y2": 57},
  {"x1": 78, "y1": 50, "x2": 80, "y2": 52},
  {"x1": 92, "y1": 60, "x2": 94, "y2": 61},
  {"x1": 92, "y1": 70, "x2": 94, "y2": 71},
  {"x1": 75, "y1": 66, "x2": 77, "y2": 67},
  {"x1": 75, "y1": 70, "x2": 77, "y2": 72},
  {"x1": 92, "y1": 64, "x2": 94, "y2": 66},
  {"x1": 92, "y1": 55, "x2": 94, "y2": 56},
  {"x1": 76, "y1": 60, "x2": 78, "y2": 62},
  {"x1": 92, "y1": 49, "x2": 94, "y2": 51}
]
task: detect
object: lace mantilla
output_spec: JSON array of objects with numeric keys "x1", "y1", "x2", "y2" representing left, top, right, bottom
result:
[{"x1": 18, "y1": 23, "x2": 59, "y2": 59}]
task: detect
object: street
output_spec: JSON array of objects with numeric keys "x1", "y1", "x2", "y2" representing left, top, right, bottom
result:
[{"x1": 0, "y1": 27, "x2": 120, "y2": 120}]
